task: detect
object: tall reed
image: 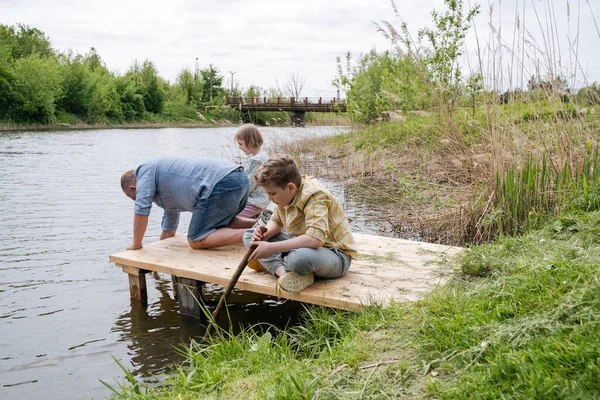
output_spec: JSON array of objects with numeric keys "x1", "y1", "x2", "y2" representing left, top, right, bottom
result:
[
  {"x1": 368, "y1": 0, "x2": 600, "y2": 244},
  {"x1": 491, "y1": 147, "x2": 599, "y2": 236}
]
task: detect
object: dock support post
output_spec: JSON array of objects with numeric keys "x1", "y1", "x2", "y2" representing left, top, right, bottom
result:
[
  {"x1": 173, "y1": 276, "x2": 206, "y2": 320},
  {"x1": 171, "y1": 275, "x2": 178, "y2": 298},
  {"x1": 119, "y1": 265, "x2": 148, "y2": 306},
  {"x1": 290, "y1": 111, "x2": 306, "y2": 127}
]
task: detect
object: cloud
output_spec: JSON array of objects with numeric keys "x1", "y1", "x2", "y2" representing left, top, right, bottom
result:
[{"x1": 1, "y1": 0, "x2": 599, "y2": 97}]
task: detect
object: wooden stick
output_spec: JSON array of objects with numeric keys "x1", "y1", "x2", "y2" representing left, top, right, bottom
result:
[
  {"x1": 358, "y1": 360, "x2": 400, "y2": 370},
  {"x1": 204, "y1": 227, "x2": 266, "y2": 338}
]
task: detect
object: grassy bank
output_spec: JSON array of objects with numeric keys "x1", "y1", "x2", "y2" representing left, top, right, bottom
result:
[
  {"x1": 284, "y1": 102, "x2": 600, "y2": 245},
  {"x1": 0, "y1": 120, "x2": 233, "y2": 132},
  {"x1": 107, "y1": 208, "x2": 600, "y2": 399},
  {"x1": 0, "y1": 112, "x2": 351, "y2": 132}
]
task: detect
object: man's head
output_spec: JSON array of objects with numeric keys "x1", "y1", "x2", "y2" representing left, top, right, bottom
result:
[
  {"x1": 255, "y1": 154, "x2": 302, "y2": 206},
  {"x1": 121, "y1": 170, "x2": 137, "y2": 200}
]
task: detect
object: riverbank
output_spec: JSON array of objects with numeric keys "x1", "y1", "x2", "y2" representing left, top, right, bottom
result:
[
  {"x1": 0, "y1": 120, "x2": 234, "y2": 132},
  {"x1": 109, "y1": 210, "x2": 600, "y2": 399},
  {"x1": 0, "y1": 113, "x2": 351, "y2": 132}
]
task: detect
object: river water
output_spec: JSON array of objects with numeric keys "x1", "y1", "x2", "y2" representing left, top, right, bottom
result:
[{"x1": 0, "y1": 126, "x2": 397, "y2": 400}]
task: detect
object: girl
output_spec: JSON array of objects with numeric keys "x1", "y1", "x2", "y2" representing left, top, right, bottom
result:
[{"x1": 234, "y1": 124, "x2": 270, "y2": 218}]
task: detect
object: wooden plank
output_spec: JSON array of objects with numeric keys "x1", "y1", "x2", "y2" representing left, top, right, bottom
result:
[
  {"x1": 119, "y1": 265, "x2": 149, "y2": 276},
  {"x1": 109, "y1": 233, "x2": 462, "y2": 311},
  {"x1": 145, "y1": 233, "x2": 461, "y2": 260}
]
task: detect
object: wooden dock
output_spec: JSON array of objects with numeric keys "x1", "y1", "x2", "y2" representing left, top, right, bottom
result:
[{"x1": 109, "y1": 233, "x2": 462, "y2": 316}]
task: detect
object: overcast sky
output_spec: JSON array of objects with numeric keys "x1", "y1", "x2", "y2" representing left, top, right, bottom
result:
[{"x1": 1, "y1": 0, "x2": 599, "y2": 97}]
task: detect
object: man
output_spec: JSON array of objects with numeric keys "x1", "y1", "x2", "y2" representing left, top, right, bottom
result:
[{"x1": 120, "y1": 156, "x2": 255, "y2": 250}]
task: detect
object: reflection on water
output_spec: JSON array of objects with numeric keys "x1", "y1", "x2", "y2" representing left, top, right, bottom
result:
[
  {"x1": 0, "y1": 126, "x2": 397, "y2": 400},
  {"x1": 112, "y1": 274, "x2": 202, "y2": 376},
  {"x1": 113, "y1": 273, "x2": 304, "y2": 378}
]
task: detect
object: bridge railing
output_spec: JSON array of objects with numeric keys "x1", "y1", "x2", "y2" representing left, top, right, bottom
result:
[{"x1": 225, "y1": 97, "x2": 345, "y2": 106}]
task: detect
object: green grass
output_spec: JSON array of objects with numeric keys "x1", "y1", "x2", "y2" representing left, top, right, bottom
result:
[
  {"x1": 336, "y1": 116, "x2": 440, "y2": 152},
  {"x1": 489, "y1": 147, "x2": 600, "y2": 238},
  {"x1": 109, "y1": 209, "x2": 600, "y2": 399},
  {"x1": 159, "y1": 101, "x2": 213, "y2": 123},
  {"x1": 424, "y1": 211, "x2": 600, "y2": 398},
  {"x1": 305, "y1": 112, "x2": 350, "y2": 126}
]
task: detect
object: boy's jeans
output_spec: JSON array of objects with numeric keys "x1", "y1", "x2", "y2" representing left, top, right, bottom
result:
[{"x1": 243, "y1": 230, "x2": 351, "y2": 278}]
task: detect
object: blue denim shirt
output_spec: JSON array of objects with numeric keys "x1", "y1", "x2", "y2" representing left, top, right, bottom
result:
[{"x1": 134, "y1": 156, "x2": 240, "y2": 231}]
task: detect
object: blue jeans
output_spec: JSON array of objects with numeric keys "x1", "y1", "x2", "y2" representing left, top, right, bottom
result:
[
  {"x1": 188, "y1": 168, "x2": 249, "y2": 241},
  {"x1": 242, "y1": 230, "x2": 351, "y2": 277}
]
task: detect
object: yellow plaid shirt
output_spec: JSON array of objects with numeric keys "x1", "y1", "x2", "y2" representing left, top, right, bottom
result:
[{"x1": 272, "y1": 175, "x2": 357, "y2": 259}]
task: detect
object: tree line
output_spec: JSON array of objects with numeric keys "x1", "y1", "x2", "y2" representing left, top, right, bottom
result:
[
  {"x1": 0, "y1": 24, "x2": 317, "y2": 126},
  {"x1": 0, "y1": 24, "x2": 247, "y2": 125}
]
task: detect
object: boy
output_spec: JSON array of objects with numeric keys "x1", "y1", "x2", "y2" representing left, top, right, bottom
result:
[{"x1": 244, "y1": 154, "x2": 356, "y2": 293}]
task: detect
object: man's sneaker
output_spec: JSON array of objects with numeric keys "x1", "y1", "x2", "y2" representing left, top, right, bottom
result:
[
  {"x1": 253, "y1": 208, "x2": 273, "y2": 228},
  {"x1": 277, "y1": 271, "x2": 314, "y2": 293}
]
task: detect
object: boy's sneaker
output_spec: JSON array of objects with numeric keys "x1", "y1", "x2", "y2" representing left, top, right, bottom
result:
[
  {"x1": 247, "y1": 260, "x2": 265, "y2": 272},
  {"x1": 253, "y1": 208, "x2": 273, "y2": 228},
  {"x1": 277, "y1": 271, "x2": 314, "y2": 293}
]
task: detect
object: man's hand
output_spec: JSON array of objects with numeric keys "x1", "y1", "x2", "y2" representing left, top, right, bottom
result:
[
  {"x1": 127, "y1": 242, "x2": 143, "y2": 250},
  {"x1": 249, "y1": 241, "x2": 275, "y2": 260},
  {"x1": 130, "y1": 214, "x2": 149, "y2": 251}
]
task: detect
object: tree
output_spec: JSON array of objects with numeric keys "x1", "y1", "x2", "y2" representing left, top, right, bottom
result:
[
  {"x1": 0, "y1": 23, "x2": 55, "y2": 119},
  {"x1": 0, "y1": 23, "x2": 53, "y2": 60},
  {"x1": 57, "y1": 52, "x2": 93, "y2": 116},
  {"x1": 332, "y1": 51, "x2": 352, "y2": 97},
  {"x1": 176, "y1": 68, "x2": 203, "y2": 106},
  {"x1": 264, "y1": 86, "x2": 284, "y2": 98},
  {"x1": 283, "y1": 72, "x2": 306, "y2": 98},
  {"x1": 199, "y1": 65, "x2": 225, "y2": 103},
  {"x1": 466, "y1": 73, "x2": 483, "y2": 117},
  {"x1": 243, "y1": 85, "x2": 261, "y2": 98},
  {"x1": 10, "y1": 53, "x2": 63, "y2": 122},
  {"x1": 417, "y1": 0, "x2": 480, "y2": 105},
  {"x1": 126, "y1": 60, "x2": 165, "y2": 113},
  {"x1": 115, "y1": 76, "x2": 145, "y2": 120},
  {"x1": 0, "y1": 41, "x2": 14, "y2": 117},
  {"x1": 575, "y1": 83, "x2": 600, "y2": 106},
  {"x1": 143, "y1": 76, "x2": 164, "y2": 113},
  {"x1": 84, "y1": 47, "x2": 108, "y2": 75},
  {"x1": 87, "y1": 73, "x2": 122, "y2": 121},
  {"x1": 226, "y1": 79, "x2": 242, "y2": 98},
  {"x1": 343, "y1": 50, "x2": 428, "y2": 123}
]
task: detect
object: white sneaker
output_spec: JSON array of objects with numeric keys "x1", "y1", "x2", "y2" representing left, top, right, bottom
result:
[{"x1": 277, "y1": 271, "x2": 314, "y2": 293}]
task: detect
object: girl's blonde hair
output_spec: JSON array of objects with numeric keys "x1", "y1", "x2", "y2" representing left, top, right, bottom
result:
[{"x1": 234, "y1": 124, "x2": 264, "y2": 149}]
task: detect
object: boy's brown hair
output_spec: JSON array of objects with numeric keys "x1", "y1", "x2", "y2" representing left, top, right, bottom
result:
[
  {"x1": 255, "y1": 154, "x2": 302, "y2": 188},
  {"x1": 234, "y1": 124, "x2": 264, "y2": 149}
]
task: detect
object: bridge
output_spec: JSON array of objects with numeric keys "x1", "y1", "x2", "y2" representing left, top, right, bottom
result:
[{"x1": 225, "y1": 97, "x2": 346, "y2": 126}]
